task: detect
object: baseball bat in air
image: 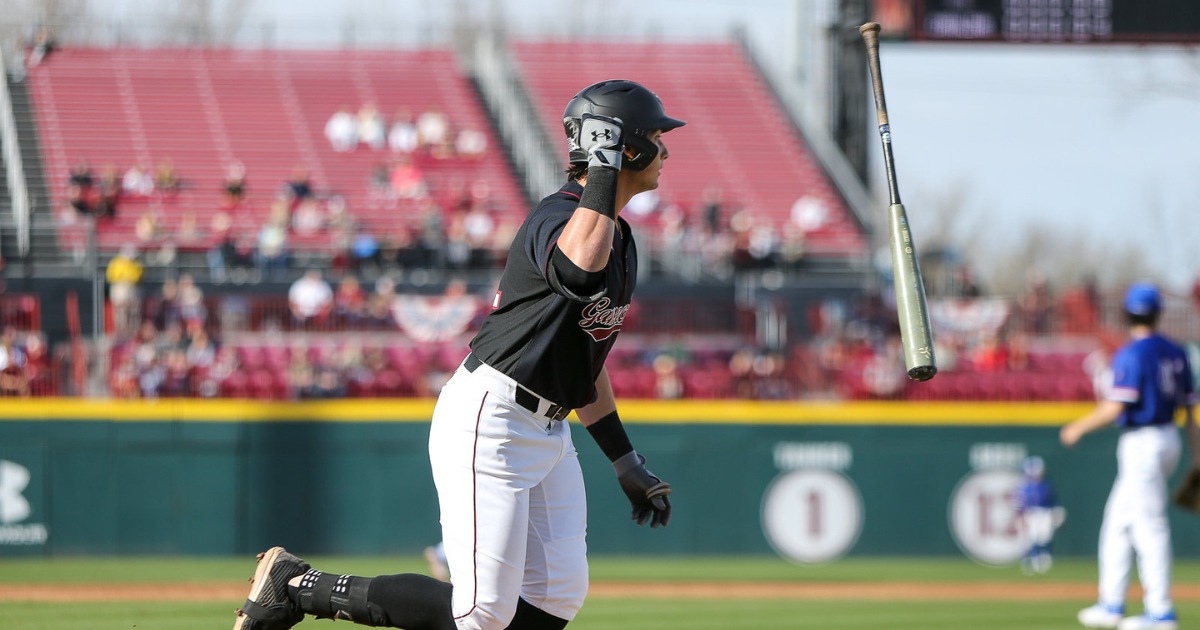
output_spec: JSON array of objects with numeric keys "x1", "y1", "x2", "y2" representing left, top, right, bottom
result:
[{"x1": 859, "y1": 22, "x2": 937, "y2": 382}]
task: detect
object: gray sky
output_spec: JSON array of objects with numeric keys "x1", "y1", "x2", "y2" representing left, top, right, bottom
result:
[{"x1": 81, "y1": 0, "x2": 1200, "y2": 292}]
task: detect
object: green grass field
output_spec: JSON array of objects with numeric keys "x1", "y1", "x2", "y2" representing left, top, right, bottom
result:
[
  {"x1": 2, "y1": 555, "x2": 1198, "y2": 630},
  {"x1": 0, "y1": 599, "x2": 1117, "y2": 630}
]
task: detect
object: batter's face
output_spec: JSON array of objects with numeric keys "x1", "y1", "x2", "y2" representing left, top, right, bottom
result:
[{"x1": 623, "y1": 130, "x2": 669, "y2": 194}]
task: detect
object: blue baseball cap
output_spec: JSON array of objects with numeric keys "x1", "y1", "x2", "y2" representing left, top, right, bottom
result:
[
  {"x1": 1021, "y1": 456, "x2": 1044, "y2": 478},
  {"x1": 1123, "y1": 282, "x2": 1162, "y2": 316}
]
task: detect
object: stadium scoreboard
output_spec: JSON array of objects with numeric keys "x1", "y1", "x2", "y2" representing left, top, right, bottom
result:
[{"x1": 873, "y1": 0, "x2": 1200, "y2": 43}]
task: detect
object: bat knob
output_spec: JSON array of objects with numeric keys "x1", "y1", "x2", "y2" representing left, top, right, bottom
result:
[
  {"x1": 908, "y1": 365, "x2": 937, "y2": 382},
  {"x1": 859, "y1": 22, "x2": 882, "y2": 35}
]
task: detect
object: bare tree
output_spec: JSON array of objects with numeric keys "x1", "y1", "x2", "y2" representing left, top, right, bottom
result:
[
  {"x1": 905, "y1": 179, "x2": 1160, "y2": 297},
  {"x1": 0, "y1": 0, "x2": 87, "y2": 67},
  {"x1": 964, "y1": 223, "x2": 1153, "y2": 296},
  {"x1": 1109, "y1": 46, "x2": 1200, "y2": 105},
  {"x1": 163, "y1": 0, "x2": 255, "y2": 46}
]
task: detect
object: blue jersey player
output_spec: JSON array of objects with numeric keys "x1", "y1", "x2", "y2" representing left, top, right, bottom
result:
[
  {"x1": 1013, "y1": 456, "x2": 1060, "y2": 574},
  {"x1": 1063, "y1": 283, "x2": 1200, "y2": 630}
]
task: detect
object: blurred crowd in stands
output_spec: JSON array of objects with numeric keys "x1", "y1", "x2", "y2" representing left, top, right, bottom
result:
[
  {"x1": 103, "y1": 266, "x2": 490, "y2": 399},
  {"x1": 0, "y1": 286, "x2": 55, "y2": 397},
  {"x1": 30, "y1": 94, "x2": 1195, "y2": 402},
  {"x1": 52, "y1": 86, "x2": 861, "y2": 293},
  {"x1": 796, "y1": 270, "x2": 1122, "y2": 401},
  {"x1": 36, "y1": 135, "x2": 1185, "y2": 405},
  {"x1": 64, "y1": 157, "x2": 181, "y2": 221},
  {"x1": 324, "y1": 103, "x2": 488, "y2": 160},
  {"x1": 64, "y1": 148, "x2": 824, "y2": 289},
  {"x1": 9, "y1": 243, "x2": 1200, "y2": 400},
  {"x1": 43, "y1": 138, "x2": 1200, "y2": 402},
  {"x1": 66, "y1": 159, "x2": 515, "y2": 283},
  {"x1": 87, "y1": 255, "x2": 1157, "y2": 402},
  {"x1": 26, "y1": 39, "x2": 1197, "y2": 403},
  {"x1": 0, "y1": 325, "x2": 52, "y2": 397}
]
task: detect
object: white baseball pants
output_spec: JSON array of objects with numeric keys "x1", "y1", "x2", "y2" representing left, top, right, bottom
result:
[
  {"x1": 428, "y1": 360, "x2": 589, "y2": 630},
  {"x1": 1098, "y1": 423, "x2": 1181, "y2": 616},
  {"x1": 1023, "y1": 507, "x2": 1056, "y2": 547}
]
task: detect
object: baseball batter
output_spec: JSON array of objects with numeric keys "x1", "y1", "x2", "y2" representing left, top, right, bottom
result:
[
  {"x1": 1063, "y1": 283, "x2": 1200, "y2": 630},
  {"x1": 232, "y1": 79, "x2": 684, "y2": 630}
]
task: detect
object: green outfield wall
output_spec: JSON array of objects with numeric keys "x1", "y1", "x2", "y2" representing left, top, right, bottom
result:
[{"x1": 0, "y1": 399, "x2": 1198, "y2": 564}]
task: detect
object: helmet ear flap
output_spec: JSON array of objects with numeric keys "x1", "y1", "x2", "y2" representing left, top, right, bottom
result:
[{"x1": 623, "y1": 135, "x2": 659, "y2": 172}]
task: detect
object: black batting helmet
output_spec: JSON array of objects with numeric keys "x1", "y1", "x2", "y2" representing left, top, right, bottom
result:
[{"x1": 563, "y1": 79, "x2": 686, "y2": 172}]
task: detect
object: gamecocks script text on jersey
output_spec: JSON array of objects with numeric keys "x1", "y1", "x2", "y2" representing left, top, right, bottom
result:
[{"x1": 579, "y1": 297, "x2": 628, "y2": 341}]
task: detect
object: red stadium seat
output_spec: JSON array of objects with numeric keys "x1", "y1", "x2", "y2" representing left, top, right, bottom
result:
[
  {"x1": 237, "y1": 345, "x2": 265, "y2": 370},
  {"x1": 606, "y1": 367, "x2": 644, "y2": 399},
  {"x1": 911, "y1": 372, "x2": 952, "y2": 401},
  {"x1": 435, "y1": 344, "x2": 470, "y2": 372},
  {"x1": 27, "y1": 48, "x2": 527, "y2": 252},
  {"x1": 682, "y1": 366, "x2": 734, "y2": 399},
  {"x1": 374, "y1": 368, "x2": 409, "y2": 397},
  {"x1": 263, "y1": 345, "x2": 291, "y2": 371},
  {"x1": 248, "y1": 369, "x2": 285, "y2": 400},
  {"x1": 221, "y1": 373, "x2": 250, "y2": 399},
  {"x1": 345, "y1": 377, "x2": 369, "y2": 398}
]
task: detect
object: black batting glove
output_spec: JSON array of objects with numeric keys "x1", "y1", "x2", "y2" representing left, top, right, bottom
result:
[
  {"x1": 580, "y1": 113, "x2": 624, "y2": 171},
  {"x1": 613, "y1": 451, "x2": 672, "y2": 528}
]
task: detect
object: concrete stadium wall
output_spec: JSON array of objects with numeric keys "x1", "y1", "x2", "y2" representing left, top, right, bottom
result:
[{"x1": 0, "y1": 399, "x2": 1197, "y2": 564}]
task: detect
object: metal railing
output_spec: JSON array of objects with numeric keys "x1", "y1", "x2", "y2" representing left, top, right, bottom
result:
[
  {"x1": 0, "y1": 47, "x2": 29, "y2": 256},
  {"x1": 125, "y1": 292, "x2": 751, "y2": 339},
  {"x1": 468, "y1": 30, "x2": 561, "y2": 204}
]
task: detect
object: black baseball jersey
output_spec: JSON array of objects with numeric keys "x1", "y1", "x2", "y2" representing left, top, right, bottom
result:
[{"x1": 469, "y1": 180, "x2": 637, "y2": 409}]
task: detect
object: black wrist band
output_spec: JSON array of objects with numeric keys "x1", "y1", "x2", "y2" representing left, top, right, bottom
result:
[
  {"x1": 585, "y1": 410, "x2": 634, "y2": 463},
  {"x1": 578, "y1": 167, "x2": 618, "y2": 220}
]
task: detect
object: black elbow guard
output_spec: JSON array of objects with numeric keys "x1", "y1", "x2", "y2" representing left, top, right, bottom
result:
[{"x1": 547, "y1": 246, "x2": 606, "y2": 302}]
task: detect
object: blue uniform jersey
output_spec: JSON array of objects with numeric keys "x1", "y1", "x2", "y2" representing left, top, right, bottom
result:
[
  {"x1": 1107, "y1": 334, "x2": 1196, "y2": 428},
  {"x1": 1015, "y1": 478, "x2": 1055, "y2": 511}
]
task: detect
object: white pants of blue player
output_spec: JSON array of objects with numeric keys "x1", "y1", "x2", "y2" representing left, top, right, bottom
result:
[{"x1": 1098, "y1": 424, "x2": 1181, "y2": 617}]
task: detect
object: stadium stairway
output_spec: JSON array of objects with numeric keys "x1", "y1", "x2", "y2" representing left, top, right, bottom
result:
[
  {"x1": 463, "y1": 34, "x2": 559, "y2": 207},
  {"x1": 0, "y1": 134, "x2": 7, "y2": 251},
  {"x1": 3, "y1": 75, "x2": 72, "y2": 274}
]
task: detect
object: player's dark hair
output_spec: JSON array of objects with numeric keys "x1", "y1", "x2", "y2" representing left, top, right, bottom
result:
[
  {"x1": 565, "y1": 162, "x2": 588, "y2": 181},
  {"x1": 1126, "y1": 310, "x2": 1160, "y2": 327}
]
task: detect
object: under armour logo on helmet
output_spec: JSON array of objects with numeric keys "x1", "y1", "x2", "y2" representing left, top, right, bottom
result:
[{"x1": 590, "y1": 129, "x2": 612, "y2": 142}]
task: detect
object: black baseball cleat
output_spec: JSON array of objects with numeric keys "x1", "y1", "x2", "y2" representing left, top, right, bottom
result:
[{"x1": 233, "y1": 547, "x2": 311, "y2": 630}]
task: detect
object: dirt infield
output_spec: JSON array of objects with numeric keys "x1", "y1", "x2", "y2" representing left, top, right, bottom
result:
[{"x1": 1, "y1": 581, "x2": 1194, "y2": 602}]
